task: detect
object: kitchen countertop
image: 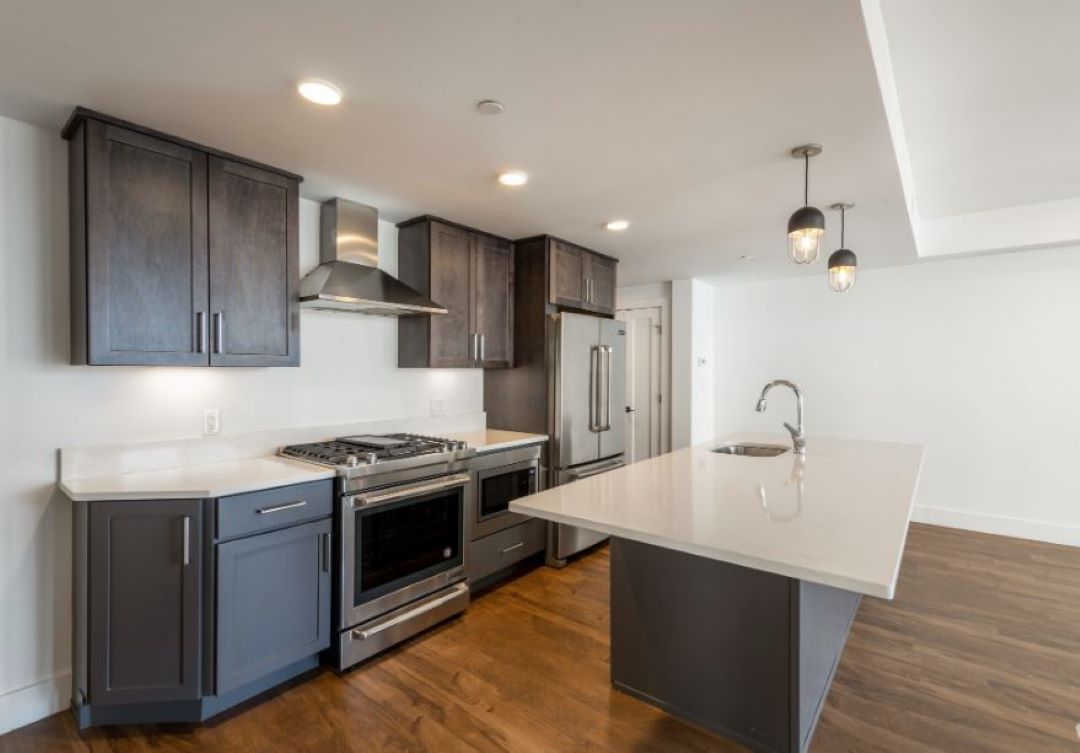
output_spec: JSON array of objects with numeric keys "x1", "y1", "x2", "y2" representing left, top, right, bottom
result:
[
  {"x1": 444, "y1": 428, "x2": 548, "y2": 454},
  {"x1": 60, "y1": 456, "x2": 334, "y2": 502},
  {"x1": 511, "y1": 432, "x2": 925, "y2": 598}
]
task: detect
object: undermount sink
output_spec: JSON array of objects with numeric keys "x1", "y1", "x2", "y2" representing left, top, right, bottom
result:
[{"x1": 712, "y1": 443, "x2": 789, "y2": 458}]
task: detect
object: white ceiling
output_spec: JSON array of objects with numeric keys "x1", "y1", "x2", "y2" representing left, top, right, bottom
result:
[
  {"x1": 866, "y1": 0, "x2": 1080, "y2": 258},
  {"x1": 0, "y1": 0, "x2": 919, "y2": 285}
]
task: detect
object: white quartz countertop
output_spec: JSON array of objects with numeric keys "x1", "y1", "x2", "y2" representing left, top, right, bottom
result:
[
  {"x1": 444, "y1": 428, "x2": 548, "y2": 454},
  {"x1": 510, "y1": 433, "x2": 925, "y2": 599},
  {"x1": 60, "y1": 456, "x2": 334, "y2": 502}
]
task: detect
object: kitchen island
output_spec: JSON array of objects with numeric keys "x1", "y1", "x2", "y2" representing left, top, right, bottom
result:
[{"x1": 510, "y1": 433, "x2": 925, "y2": 753}]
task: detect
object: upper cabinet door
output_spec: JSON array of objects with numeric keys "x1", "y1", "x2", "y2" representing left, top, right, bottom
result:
[
  {"x1": 585, "y1": 254, "x2": 617, "y2": 315},
  {"x1": 549, "y1": 240, "x2": 586, "y2": 309},
  {"x1": 428, "y1": 222, "x2": 475, "y2": 367},
  {"x1": 473, "y1": 235, "x2": 514, "y2": 368},
  {"x1": 84, "y1": 121, "x2": 209, "y2": 365},
  {"x1": 208, "y1": 158, "x2": 299, "y2": 366}
]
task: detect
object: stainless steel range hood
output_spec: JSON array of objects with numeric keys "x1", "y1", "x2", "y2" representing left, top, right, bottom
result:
[{"x1": 299, "y1": 198, "x2": 447, "y2": 316}]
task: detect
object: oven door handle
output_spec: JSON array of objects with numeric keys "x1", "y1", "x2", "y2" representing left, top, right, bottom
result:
[
  {"x1": 352, "y1": 583, "x2": 469, "y2": 640},
  {"x1": 349, "y1": 473, "x2": 471, "y2": 509}
]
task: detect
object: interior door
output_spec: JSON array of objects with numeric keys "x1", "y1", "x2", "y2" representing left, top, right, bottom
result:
[
  {"x1": 618, "y1": 306, "x2": 662, "y2": 462},
  {"x1": 599, "y1": 317, "x2": 627, "y2": 460},
  {"x1": 555, "y1": 313, "x2": 601, "y2": 469}
]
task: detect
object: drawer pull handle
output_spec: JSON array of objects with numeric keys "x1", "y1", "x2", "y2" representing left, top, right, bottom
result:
[
  {"x1": 256, "y1": 500, "x2": 307, "y2": 515},
  {"x1": 352, "y1": 583, "x2": 469, "y2": 640},
  {"x1": 500, "y1": 541, "x2": 525, "y2": 554}
]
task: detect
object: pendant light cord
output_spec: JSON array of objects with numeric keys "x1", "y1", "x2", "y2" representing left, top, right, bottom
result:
[
  {"x1": 840, "y1": 205, "x2": 846, "y2": 247},
  {"x1": 803, "y1": 153, "x2": 809, "y2": 206}
]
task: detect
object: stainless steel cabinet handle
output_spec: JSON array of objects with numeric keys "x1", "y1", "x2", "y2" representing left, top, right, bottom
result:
[
  {"x1": 352, "y1": 583, "x2": 469, "y2": 640},
  {"x1": 212, "y1": 312, "x2": 224, "y2": 354},
  {"x1": 351, "y1": 473, "x2": 470, "y2": 509},
  {"x1": 182, "y1": 516, "x2": 191, "y2": 566},
  {"x1": 500, "y1": 541, "x2": 525, "y2": 555},
  {"x1": 256, "y1": 500, "x2": 307, "y2": 515},
  {"x1": 479, "y1": 334, "x2": 485, "y2": 362},
  {"x1": 322, "y1": 532, "x2": 331, "y2": 572},
  {"x1": 196, "y1": 312, "x2": 207, "y2": 354}
]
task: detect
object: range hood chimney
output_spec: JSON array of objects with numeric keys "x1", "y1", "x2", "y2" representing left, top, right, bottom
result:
[{"x1": 299, "y1": 198, "x2": 448, "y2": 316}]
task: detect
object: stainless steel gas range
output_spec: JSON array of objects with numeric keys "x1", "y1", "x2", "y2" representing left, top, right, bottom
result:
[{"x1": 280, "y1": 433, "x2": 476, "y2": 670}]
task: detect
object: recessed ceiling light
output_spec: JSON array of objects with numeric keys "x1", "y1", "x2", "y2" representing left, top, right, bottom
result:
[
  {"x1": 605, "y1": 219, "x2": 630, "y2": 231},
  {"x1": 297, "y1": 78, "x2": 343, "y2": 106},
  {"x1": 497, "y1": 170, "x2": 528, "y2": 187},
  {"x1": 476, "y1": 99, "x2": 505, "y2": 115}
]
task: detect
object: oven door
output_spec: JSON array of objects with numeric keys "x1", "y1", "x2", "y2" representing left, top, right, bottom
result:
[
  {"x1": 341, "y1": 473, "x2": 468, "y2": 629},
  {"x1": 472, "y1": 459, "x2": 539, "y2": 540}
]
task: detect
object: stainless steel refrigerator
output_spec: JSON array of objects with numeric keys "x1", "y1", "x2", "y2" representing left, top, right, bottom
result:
[{"x1": 546, "y1": 312, "x2": 626, "y2": 565}]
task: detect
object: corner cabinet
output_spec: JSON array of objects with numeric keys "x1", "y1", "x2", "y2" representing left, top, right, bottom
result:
[
  {"x1": 71, "y1": 479, "x2": 333, "y2": 728},
  {"x1": 397, "y1": 217, "x2": 514, "y2": 369},
  {"x1": 64, "y1": 108, "x2": 301, "y2": 366}
]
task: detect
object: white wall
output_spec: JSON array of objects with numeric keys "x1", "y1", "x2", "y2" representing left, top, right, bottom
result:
[
  {"x1": 713, "y1": 247, "x2": 1080, "y2": 545},
  {"x1": 0, "y1": 116, "x2": 483, "y2": 733},
  {"x1": 671, "y1": 279, "x2": 716, "y2": 448}
]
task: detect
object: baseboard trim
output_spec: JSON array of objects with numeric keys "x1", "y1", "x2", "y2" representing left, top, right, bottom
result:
[
  {"x1": 0, "y1": 671, "x2": 71, "y2": 736},
  {"x1": 913, "y1": 505, "x2": 1080, "y2": 547}
]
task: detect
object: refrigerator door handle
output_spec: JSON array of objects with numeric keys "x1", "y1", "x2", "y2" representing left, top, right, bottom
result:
[
  {"x1": 589, "y1": 345, "x2": 600, "y2": 432},
  {"x1": 600, "y1": 345, "x2": 613, "y2": 431}
]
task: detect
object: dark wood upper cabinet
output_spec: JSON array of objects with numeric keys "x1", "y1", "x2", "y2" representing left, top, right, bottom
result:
[
  {"x1": 473, "y1": 234, "x2": 513, "y2": 368},
  {"x1": 208, "y1": 158, "x2": 299, "y2": 366},
  {"x1": 397, "y1": 217, "x2": 514, "y2": 369},
  {"x1": 544, "y1": 236, "x2": 619, "y2": 315},
  {"x1": 88, "y1": 499, "x2": 202, "y2": 705},
  {"x1": 65, "y1": 108, "x2": 301, "y2": 367},
  {"x1": 549, "y1": 240, "x2": 585, "y2": 309}
]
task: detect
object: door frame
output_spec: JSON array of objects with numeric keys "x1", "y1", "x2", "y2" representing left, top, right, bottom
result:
[{"x1": 615, "y1": 296, "x2": 671, "y2": 456}]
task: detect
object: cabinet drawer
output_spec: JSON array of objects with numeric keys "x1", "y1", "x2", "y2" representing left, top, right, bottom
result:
[
  {"x1": 468, "y1": 519, "x2": 545, "y2": 583},
  {"x1": 217, "y1": 480, "x2": 333, "y2": 541}
]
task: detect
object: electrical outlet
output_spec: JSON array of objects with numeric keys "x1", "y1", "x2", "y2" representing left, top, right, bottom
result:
[
  {"x1": 430, "y1": 398, "x2": 444, "y2": 416},
  {"x1": 203, "y1": 409, "x2": 220, "y2": 436}
]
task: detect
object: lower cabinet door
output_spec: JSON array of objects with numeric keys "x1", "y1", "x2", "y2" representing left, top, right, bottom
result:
[
  {"x1": 216, "y1": 518, "x2": 331, "y2": 695},
  {"x1": 88, "y1": 499, "x2": 202, "y2": 705}
]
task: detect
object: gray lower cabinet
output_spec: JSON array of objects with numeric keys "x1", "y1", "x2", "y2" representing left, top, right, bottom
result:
[
  {"x1": 468, "y1": 519, "x2": 546, "y2": 584},
  {"x1": 72, "y1": 478, "x2": 334, "y2": 728},
  {"x1": 87, "y1": 499, "x2": 202, "y2": 705},
  {"x1": 216, "y1": 518, "x2": 331, "y2": 694}
]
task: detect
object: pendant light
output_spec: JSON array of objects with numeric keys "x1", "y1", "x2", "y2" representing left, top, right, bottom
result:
[
  {"x1": 827, "y1": 202, "x2": 857, "y2": 292},
  {"x1": 787, "y1": 144, "x2": 825, "y2": 264}
]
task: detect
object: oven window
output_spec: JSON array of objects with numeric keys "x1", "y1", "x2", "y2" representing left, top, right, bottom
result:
[
  {"x1": 479, "y1": 465, "x2": 536, "y2": 520},
  {"x1": 356, "y1": 487, "x2": 463, "y2": 606}
]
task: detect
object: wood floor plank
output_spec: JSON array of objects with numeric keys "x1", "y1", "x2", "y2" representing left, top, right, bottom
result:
[{"x1": 4, "y1": 524, "x2": 1080, "y2": 752}]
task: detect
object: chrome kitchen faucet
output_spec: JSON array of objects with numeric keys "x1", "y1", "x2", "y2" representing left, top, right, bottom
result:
[{"x1": 755, "y1": 380, "x2": 806, "y2": 455}]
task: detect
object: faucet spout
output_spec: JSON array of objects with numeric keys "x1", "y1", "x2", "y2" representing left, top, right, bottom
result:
[{"x1": 755, "y1": 380, "x2": 805, "y2": 455}]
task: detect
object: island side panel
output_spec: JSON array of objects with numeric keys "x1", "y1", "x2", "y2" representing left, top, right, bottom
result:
[
  {"x1": 609, "y1": 538, "x2": 795, "y2": 753},
  {"x1": 797, "y1": 581, "x2": 861, "y2": 751}
]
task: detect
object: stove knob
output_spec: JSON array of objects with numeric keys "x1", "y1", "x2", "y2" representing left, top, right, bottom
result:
[
  {"x1": 364, "y1": 452, "x2": 379, "y2": 465},
  {"x1": 345, "y1": 455, "x2": 359, "y2": 467}
]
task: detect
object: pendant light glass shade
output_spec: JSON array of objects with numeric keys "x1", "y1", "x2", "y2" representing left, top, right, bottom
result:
[
  {"x1": 787, "y1": 145, "x2": 825, "y2": 265},
  {"x1": 827, "y1": 248, "x2": 857, "y2": 292},
  {"x1": 827, "y1": 203, "x2": 857, "y2": 292},
  {"x1": 787, "y1": 206, "x2": 825, "y2": 264}
]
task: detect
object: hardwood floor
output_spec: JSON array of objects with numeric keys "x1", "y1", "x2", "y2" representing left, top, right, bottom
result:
[{"x1": 4, "y1": 523, "x2": 1080, "y2": 752}]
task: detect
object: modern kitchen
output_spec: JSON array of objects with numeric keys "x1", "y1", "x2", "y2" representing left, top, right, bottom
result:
[{"x1": 2, "y1": 2, "x2": 1080, "y2": 752}]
